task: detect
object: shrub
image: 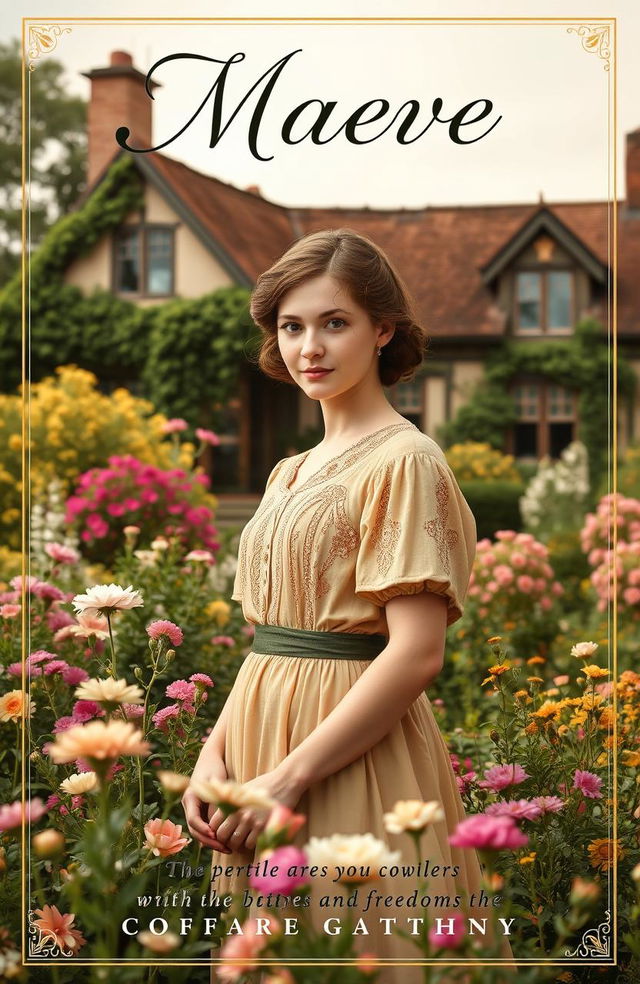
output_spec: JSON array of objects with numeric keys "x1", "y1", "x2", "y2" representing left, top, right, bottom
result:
[
  {"x1": 64, "y1": 456, "x2": 219, "y2": 564},
  {"x1": 445, "y1": 442, "x2": 521, "y2": 482},
  {"x1": 519, "y1": 441, "x2": 591, "y2": 539},
  {"x1": 0, "y1": 366, "x2": 197, "y2": 551},
  {"x1": 458, "y1": 480, "x2": 524, "y2": 541}
]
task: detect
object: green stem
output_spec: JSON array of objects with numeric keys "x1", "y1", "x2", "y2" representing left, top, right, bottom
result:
[{"x1": 106, "y1": 613, "x2": 117, "y2": 678}]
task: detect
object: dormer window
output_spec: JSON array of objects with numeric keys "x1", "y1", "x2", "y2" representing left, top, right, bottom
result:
[
  {"x1": 515, "y1": 270, "x2": 573, "y2": 334},
  {"x1": 113, "y1": 224, "x2": 175, "y2": 297}
]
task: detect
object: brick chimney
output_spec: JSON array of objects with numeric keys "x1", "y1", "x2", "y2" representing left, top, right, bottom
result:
[
  {"x1": 626, "y1": 127, "x2": 640, "y2": 211},
  {"x1": 82, "y1": 51, "x2": 160, "y2": 186}
]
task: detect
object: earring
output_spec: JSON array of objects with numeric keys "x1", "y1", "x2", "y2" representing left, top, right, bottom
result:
[{"x1": 377, "y1": 347, "x2": 382, "y2": 357}]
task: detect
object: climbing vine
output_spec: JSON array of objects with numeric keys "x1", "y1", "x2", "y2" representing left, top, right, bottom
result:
[
  {"x1": 439, "y1": 319, "x2": 636, "y2": 494},
  {"x1": 0, "y1": 154, "x2": 255, "y2": 415}
]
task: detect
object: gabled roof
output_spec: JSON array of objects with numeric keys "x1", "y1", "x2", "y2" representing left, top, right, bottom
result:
[
  {"x1": 75, "y1": 149, "x2": 639, "y2": 338},
  {"x1": 479, "y1": 206, "x2": 608, "y2": 286}
]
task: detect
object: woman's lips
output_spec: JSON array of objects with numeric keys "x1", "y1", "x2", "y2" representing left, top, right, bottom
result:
[{"x1": 303, "y1": 369, "x2": 333, "y2": 379}]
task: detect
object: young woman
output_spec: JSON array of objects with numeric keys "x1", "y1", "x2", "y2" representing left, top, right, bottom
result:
[{"x1": 183, "y1": 229, "x2": 515, "y2": 982}]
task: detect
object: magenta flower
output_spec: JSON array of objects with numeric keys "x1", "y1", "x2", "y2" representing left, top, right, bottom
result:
[
  {"x1": 428, "y1": 912, "x2": 467, "y2": 950},
  {"x1": 43, "y1": 660, "x2": 70, "y2": 676},
  {"x1": 53, "y1": 716, "x2": 79, "y2": 734},
  {"x1": 165, "y1": 680, "x2": 196, "y2": 703},
  {"x1": 44, "y1": 543, "x2": 80, "y2": 565},
  {"x1": 71, "y1": 700, "x2": 104, "y2": 722},
  {"x1": 572, "y1": 770, "x2": 603, "y2": 799},
  {"x1": 478, "y1": 763, "x2": 530, "y2": 793},
  {"x1": 189, "y1": 673, "x2": 214, "y2": 688},
  {"x1": 0, "y1": 798, "x2": 47, "y2": 832},
  {"x1": 248, "y1": 846, "x2": 310, "y2": 894},
  {"x1": 152, "y1": 704, "x2": 182, "y2": 731},
  {"x1": 62, "y1": 666, "x2": 89, "y2": 686},
  {"x1": 121, "y1": 703, "x2": 145, "y2": 720},
  {"x1": 147, "y1": 620, "x2": 184, "y2": 647},
  {"x1": 531, "y1": 796, "x2": 565, "y2": 814},
  {"x1": 484, "y1": 799, "x2": 543, "y2": 821},
  {"x1": 29, "y1": 650, "x2": 57, "y2": 665},
  {"x1": 448, "y1": 814, "x2": 529, "y2": 851}
]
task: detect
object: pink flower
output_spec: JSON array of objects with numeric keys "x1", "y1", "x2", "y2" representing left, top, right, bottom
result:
[
  {"x1": 0, "y1": 797, "x2": 47, "y2": 831},
  {"x1": 121, "y1": 703, "x2": 145, "y2": 719},
  {"x1": 53, "y1": 716, "x2": 80, "y2": 734},
  {"x1": 165, "y1": 680, "x2": 197, "y2": 703},
  {"x1": 143, "y1": 817, "x2": 191, "y2": 857},
  {"x1": 45, "y1": 543, "x2": 80, "y2": 565},
  {"x1": 147, "y1": 620, "x2": 184, "y2": 647},
  {"x1": 189, "y1": 673, "x2": 214, "y2": 688},
  {"x1": 46, "y1": 608, "x2": 75, "y2": 632},
  {"x1": 195, "y1": 428, "x2": 220, "y2": 446},
  {"x1": 32, "y1": 904, "x2": 86, "y2": 954},
  {"x1": 448, "y1": 814, "x2": 529, "y2": 851},
  {"x1": 516, "y1": 575, "x2": 534, "y2": 593},
  {"x1": 161, "y1": 418, "x2": 188, "y2": 434},
  {"x1": 62, "y1": 666, "x2": 89, "y2": 686},
  {"x1": 572, "y1": 770, "x2": 603, "y2": 799},
  {"x1": 478, "y1": 763, "x2": 530, "y2": 793},
  {"x1": 494, "y1": 565, "x2": 514, "y2": 586},
  {"x1": 71, "y1": 700, "x2": 104, "y2": 722},
  {"x1": 43, "y1": 660, "x2": 70, "y2": 676},
  {"x1": 211, "y1": 635, "x2": 235, "y2": 647},
  {"x1": 531, "y1": 796, "x2": 565, "y2": 814},
  {"x1": 484, "y1": 799, "x2": 543, "y2": 821},
  {"x1": 152, "y1": 704, "x2": 182, "y2": 731},
  {"x1": 249, "y1": 846, "x2": 310, "y2": 894},
  {"x1": 218, "y1": 918, "x2": 269, "y2": 980},
  {"x1": 263, "y1": 805, "x2": 307, "y2": 842},
  {"x1": 1, "y1": 604, "x2": 21, "y2": 618},
  {"x1": 428, "y1": 912, "x2": 466, "y2": 950}
]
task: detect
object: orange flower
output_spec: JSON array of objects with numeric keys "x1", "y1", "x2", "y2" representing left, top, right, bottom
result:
[
  {"x1": 488, "y1": 664, "x2": 510, "y2": 676},
  {"x1": 0, "y1": 689, "x2": 35, "y2": 723},
  {"x1": 514, "y1": 690, "x2": 530, "y2": 701},
  {"x1": 621, "y1": 750, "x2": 640, "y2": 768},
  {"x1": 526, "y1": 656, "x2": 546, "y2": 665},
  {"x1": 518, "y1": 852, "x2": 536, "y2": 865},
  {"x1": 524, "y1": 721, "x2": 539, "y2": 735},
  {"x1": 583, "y1": 665, "x2": 609, "y2": 680},
  {"x1": 486, "y1": 636, "x2": 502, "y2": 644},
  {"x1": 526, "y1": 676, "x2": 544, "y2": 684},
  {"x1": 48, "y1": 720, "x2": 150, "y2": 764},
  {"x1": 587, "y1": 838, "x2": 623, "y2": 872},
  {"x1": 32, "y1": 904, "x2": 86, "y2": 954},
  {"x1": 143, "y1": 818, "x2": 190, "y2": 857},
  {"x1": 532, "y1": 701, "x2": 561, "y2": 720}
]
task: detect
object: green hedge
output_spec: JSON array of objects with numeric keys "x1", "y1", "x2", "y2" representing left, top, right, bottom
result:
[{"x1": 459, "y1": 479, "x2": 524, "y2": 541}]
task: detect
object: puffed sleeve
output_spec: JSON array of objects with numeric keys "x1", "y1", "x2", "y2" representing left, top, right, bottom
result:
[{"x1": 354, "y1": 451, "x2": 477, "y2": 626}]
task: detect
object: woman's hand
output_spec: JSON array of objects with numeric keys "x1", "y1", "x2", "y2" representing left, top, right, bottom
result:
[
  {"x1": 182, "y1": 754, "x2": 232, "y2": 853},
  {"x1": 211, "y1": 768, "x2": 307, "y2": 855}
]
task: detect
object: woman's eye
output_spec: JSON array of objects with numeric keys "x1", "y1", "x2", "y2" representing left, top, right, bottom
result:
[
  {"x1": 327, "y1": 318, "x2": 346, "y2": 329},
  {"x1": 280, "y1": 322, "x2": 301, "y2": 333}
]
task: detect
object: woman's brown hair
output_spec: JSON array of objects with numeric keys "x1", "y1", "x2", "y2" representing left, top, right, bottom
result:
[{"x1": 249, "y1": 228, "x2": 429, "y2": 387}]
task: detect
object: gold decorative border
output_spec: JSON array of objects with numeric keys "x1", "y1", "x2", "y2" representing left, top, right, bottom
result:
[
  {"x1": 26, "y1": 24, "x2": 72, "y2": 72},
  {"x1": 564, "y1": 910, "x2": 612, "y2": 958},
  {"x1": 20, "y1": 15, "x2": 618, "y2": 971},
  {"x1": 567, "y1": 24, "x2": 611, "y2": 70}
]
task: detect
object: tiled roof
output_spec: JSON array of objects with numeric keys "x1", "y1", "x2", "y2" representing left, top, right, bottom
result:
[{"x1": 95, "y1": 150, "x2": 640, "y2": 337}]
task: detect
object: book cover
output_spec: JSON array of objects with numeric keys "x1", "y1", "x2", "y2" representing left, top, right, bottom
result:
[{"x1": 0, "y1": 6, "x2": 636, "y2": 983}]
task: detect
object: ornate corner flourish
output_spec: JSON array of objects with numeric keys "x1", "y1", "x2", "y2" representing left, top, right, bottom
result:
[
  {"x1": 566, "y1": 25, "x2": 611, "y2": 72},
  {"x1": 27, "y1": 909, "x2": 76, "y2": 958},
  {"x1": 564, "y1": 909, "x2": 611, "y2": 958},
  {"x1": 26, "y1": 25, "x2": 73, "y2": 72}
]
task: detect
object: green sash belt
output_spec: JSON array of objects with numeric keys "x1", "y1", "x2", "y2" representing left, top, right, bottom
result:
[{"x1": 252, "y1": 624, "x2": 388, "y2": 661}]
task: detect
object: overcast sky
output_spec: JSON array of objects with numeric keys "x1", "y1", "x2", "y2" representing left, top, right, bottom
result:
[{"x1": 6, "y1": 0, "x2": 639, "y2": 209}]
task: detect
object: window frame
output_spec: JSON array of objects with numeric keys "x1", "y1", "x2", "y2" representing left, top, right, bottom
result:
[
  {"x1": 112, "y1": 221, "x2": 177, "y2": 299},
  {"x1": 513, "y1": 269, "x2": 575, "y2": 336},
  {"x1": 509, "y1": 377, "x2": 578, "y2": 459}
]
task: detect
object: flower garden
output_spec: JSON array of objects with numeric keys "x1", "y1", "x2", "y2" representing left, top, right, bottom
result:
[{"x1": 0, "y1": 366, "x2": 639, "y2": 983}]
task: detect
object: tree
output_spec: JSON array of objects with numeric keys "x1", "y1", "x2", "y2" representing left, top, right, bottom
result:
[{"x1": 0, "y1": 38, "x2": 87, "y2": 284}]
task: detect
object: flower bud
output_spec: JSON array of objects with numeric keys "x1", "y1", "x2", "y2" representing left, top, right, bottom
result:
[
  {"x1": 133, "y1": 667, "x2": 144, "y2": 680},
  {"x1": 165, "y1": 649, "x2": 175, "y2": 663},
  {"x1": 489, "y1": 730, "x2": 500, "y2": 744},
  {"x1": 631, "y1": 862, "x2": 640, "y2": 883},
  {"x1": 32, "y1": 828, "x2": 65, "y2": 858},
  {"x1": 570, "y1": 877, "x2": 600, "y2": 906}
]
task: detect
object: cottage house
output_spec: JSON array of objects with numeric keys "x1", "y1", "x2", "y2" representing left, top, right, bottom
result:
[{"x1": 62, "y1": 50, "x2": 640, "y2": 493}]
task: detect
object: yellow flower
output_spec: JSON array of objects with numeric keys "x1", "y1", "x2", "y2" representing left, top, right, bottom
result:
[
  {"x1": 526, "y1": 656, "x2": 546, "y2": 665},
  {"x1": 526, "y1": 676, "x2": 544, "y2": 684},
  {"x1": 582, "y1": 665, "x2": 609, "y2": 680},
  {"x1": 621, "y1": 750, "x2": 640, "y2": 768},
  {"x1": 514, "y1": 690, "x2": 530, "y2": 701},
  {"x1": 488, "y1": 663, "x2": 510, "y2": 676},
  {"x1": 0, "y1": 689, "x2": 35, "y2": 722},
  {"x1": 532, "y1": 701, "x2": 561, "y2": 720},
  {"x1": 205, "y1": 599, "x2": 231, "y2": 627},
  {"x1": 518, "y1": 852, "x2": 536, "y2": 865},
  {"x1": 524, "y1": 721, "x2": 539, "y2": 735},
  {"x1": 486, "y1": 636, "x2": 502, "y2": 644},
  {"x1": 587, "y1": 838, "x2": 623, "y2": 872}
]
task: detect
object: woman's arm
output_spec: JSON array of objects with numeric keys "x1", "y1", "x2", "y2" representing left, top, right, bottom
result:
[{"x1": 213, "y1": 590, "x2": 448, "y2": 850}]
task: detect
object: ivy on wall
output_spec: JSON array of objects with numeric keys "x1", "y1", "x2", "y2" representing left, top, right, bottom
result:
[
  {"x1": 0, "y1": 154, "x2": 255, "y2": 421},
  {"x1": 439, "y1": 319, "x2": 636, "y2": 494}
]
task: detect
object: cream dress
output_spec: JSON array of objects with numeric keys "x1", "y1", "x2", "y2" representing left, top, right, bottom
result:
[{"x1": 209, "y1": 422, "x2": 516, "y2": 982}]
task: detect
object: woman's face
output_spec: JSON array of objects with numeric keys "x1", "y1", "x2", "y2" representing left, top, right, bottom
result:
[{"x1": 276, "y1": 274, "x2": 392, "y2": 402}]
